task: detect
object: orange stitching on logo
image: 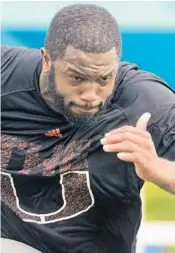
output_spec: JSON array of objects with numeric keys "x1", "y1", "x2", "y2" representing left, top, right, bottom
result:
[{"x1": 45, "y1": 128, "x2": 63, "y2": 137}]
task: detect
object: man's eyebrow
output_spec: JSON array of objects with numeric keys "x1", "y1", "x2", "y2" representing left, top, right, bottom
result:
[
  {"x1": 66, "y1": 67, "x2": 115, "y2": 77},
  {"x1": 66, "y1": 67, "x2": 86, "y2": 76},
  {"x1": 98, "y1": 70, "x2": 115, "y2": 78}
]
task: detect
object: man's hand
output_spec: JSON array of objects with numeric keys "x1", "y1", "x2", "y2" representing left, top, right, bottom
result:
[{"x1": 100, "y1": 113, "x2": 159, "y2": 181}]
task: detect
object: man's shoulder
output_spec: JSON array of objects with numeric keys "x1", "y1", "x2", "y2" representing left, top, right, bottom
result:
[
  {"x1": 1, "y1": 45, "x2": 41, "y2": 66},
  {"x1": 116, "y1": 61, "x2": 174, "y2": 99},
  {"x1": 113, "y1": 62, "x2": 175, "y2": 126},
  {"x1": 1, "y1": 45, "x2": 42, "y2": 95}
]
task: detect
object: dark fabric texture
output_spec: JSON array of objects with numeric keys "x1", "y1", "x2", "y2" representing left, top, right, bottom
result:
[{"x1": 1, "y1": 46, "x2": 175, "y2": 253}]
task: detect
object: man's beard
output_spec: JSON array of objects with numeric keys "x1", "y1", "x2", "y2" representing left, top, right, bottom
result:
[{"x1": 48, "y1": 67, "x2": 112, "y2": 126}]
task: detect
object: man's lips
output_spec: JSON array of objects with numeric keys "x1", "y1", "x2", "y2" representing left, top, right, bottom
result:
[
  {"x1": 71, "y1": 103, "x2": 100, "y2": 110},
  {"x1": 71, "y1": 104, "x2": 99, "y2": 114}
]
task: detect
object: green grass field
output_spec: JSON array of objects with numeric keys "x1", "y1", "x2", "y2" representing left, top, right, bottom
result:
[
  {"x1": 144, "y1": 182, "x2": 175, "y2": 221},
  {"x1": 144, "y1": 182, "x2": 175, "y2": 252}
]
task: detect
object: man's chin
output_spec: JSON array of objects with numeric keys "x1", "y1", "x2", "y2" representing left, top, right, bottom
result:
[
  {"x1": 71, "y1": 111, "x2": 95, "y2": 120},
  {"x1": 64, "y1": 108, "x2": 97, "y2": 126}
]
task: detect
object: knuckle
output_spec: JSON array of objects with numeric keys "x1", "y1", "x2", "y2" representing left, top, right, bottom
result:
[
  {"x1": 126, "y1": 140, "x2": 132, "y2": 145},
  {"x1": 125, "y1": 132, "x2": 131, "y2": 140},
  {"x1": 119, "y1": 133, "x2": 126, "y2": 141},
  {"x1": 133, "y1": 153, "x2": 139, "y2": 161},
  {"x1": 145, "y1": 131, "x2": 152, "y2": 139},
  {"x1": 125, "y1": 140, "x2": 134, "y2": 150},
  {"x1": 121, "y1": 126, "x2": 130, "y2": 132}
]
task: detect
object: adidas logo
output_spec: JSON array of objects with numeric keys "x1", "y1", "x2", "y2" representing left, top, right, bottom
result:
[{"x1": 45, "y1": 128, "x2": 63, "y2": 137}]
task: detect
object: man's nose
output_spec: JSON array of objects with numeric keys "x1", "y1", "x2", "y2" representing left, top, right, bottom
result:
[{"x1": 80, "y1": 84, "x2": 98, "y2": 102}]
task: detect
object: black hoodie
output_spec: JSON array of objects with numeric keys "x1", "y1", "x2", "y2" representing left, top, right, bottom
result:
[{"x1": 1, "y1": 46, "x2": 175, "y2": 253}]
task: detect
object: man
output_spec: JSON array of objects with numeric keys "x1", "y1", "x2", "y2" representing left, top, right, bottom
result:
[{"x1": 1, "y1": 4, "x2": 175, "y2": 253}]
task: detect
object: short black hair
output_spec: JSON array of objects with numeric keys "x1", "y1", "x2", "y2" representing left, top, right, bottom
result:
[{"x1": 45, "y1": 4, "x2": 122, "y2": 61}]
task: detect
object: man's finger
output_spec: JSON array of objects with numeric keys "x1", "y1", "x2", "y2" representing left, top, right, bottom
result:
[
  {"x1": 103, "y1": 141, "x2": 139, "y2": 153},
  {"x1": 105, "y1": 126, "x2": 151, "y2": 138},
  {"x1": 136, "y1": 112, "x2": 151, "y2": 130},
  {"x1": 117, "y1": 152, "x2": 135, "y2": 162},
  {"x1": 101, "y1": 132, "x2": 152, "y2": 148}
]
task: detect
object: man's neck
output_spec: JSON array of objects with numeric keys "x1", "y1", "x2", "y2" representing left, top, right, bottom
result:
[{"x1": 39, "y1": 71, "x2": 57, "y2": 112}]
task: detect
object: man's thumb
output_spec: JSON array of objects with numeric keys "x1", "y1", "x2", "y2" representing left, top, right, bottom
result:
[{"x1": 136, "y1": 112, "x2": 151, "y2": 130}]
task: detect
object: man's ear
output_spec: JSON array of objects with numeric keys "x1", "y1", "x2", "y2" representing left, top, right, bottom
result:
[{"x1": 41, "y1": 48, "x2": 52, "y2": 73}]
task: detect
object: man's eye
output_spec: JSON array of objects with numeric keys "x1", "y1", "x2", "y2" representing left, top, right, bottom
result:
[
  {"x1": 101, "y1": 77, "x2": 108, "y2": 82},
  {"x1": 99, "y1": 76, "x2": 111, "y2": 85},
  {"x1": 71, "y1": 76, "x2": 84, "y2": 82}
]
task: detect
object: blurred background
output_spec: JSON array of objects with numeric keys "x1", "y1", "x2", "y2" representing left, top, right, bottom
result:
[{"x1": 1, "y1": 1, "x2": 175, "y2": 253}]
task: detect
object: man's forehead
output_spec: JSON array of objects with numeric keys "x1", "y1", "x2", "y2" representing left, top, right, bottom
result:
[
  {"x1": 55, "y1": 45, "x2": 118, "y2": 76},
  {"x1": 63, "y1": 45, "x2": 117, "y2": 67}
]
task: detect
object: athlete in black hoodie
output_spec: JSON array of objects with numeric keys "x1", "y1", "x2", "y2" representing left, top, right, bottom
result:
[{"x1": 1, "y1": 4, "x2": 175, "y2": 253}]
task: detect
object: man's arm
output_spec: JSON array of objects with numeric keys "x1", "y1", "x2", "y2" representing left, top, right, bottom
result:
[
  {"x1": 149, "y1": 158, "x2": 175, "y2": 194},
  {"x1": 101, "y1": 113, "x2": 175, "y2": 195}
]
